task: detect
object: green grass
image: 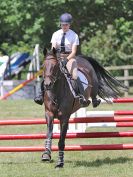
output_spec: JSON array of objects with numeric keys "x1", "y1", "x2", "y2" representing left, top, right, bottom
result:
[{"x1": 0, "y1": 100, "x2": 133, "y2": 177}]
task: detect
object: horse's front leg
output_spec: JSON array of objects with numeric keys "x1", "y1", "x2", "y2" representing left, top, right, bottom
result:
[
  {"x1": 55, "y1": 117, "x2": 69, "y2": 168},
  {"x1": 42, "y1": 111, "x2": 54, "y2": 162}
]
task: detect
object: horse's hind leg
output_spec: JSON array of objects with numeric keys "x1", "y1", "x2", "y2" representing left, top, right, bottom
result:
[
  {"x1": 42, "y1": 112, "x2": 53, "y2": 162},
  {"x1": 55, "y1": 118, "x2": 69, "y2": 168},
  {"x1": 91, "y1": 73, "x2": 101, "y2": 107}
]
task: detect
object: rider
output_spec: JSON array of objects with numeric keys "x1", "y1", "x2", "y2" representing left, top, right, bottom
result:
[{"x1": 34, "y1": 13, "x2": 101, "y2": 107}]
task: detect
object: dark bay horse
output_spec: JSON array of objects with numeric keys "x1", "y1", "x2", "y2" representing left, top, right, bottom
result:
[{"x1": 42, "y1": 47, "x2": 127, "y2": 168}]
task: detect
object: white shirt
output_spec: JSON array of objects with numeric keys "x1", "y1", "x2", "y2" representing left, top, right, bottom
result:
[{"x1": 51, "y1": 29, "x2": 79, "y2": 52}]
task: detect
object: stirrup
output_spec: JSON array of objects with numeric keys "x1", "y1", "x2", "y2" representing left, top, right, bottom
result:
[{"x1": 79, "y1": 95, "x2": 91, "y2": 107}]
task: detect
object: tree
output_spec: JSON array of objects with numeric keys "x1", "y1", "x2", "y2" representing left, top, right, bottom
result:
[
  {"x1": 0, "y1": 0, "x2": 132, "y2": 67},
  {"x1": 81, "y1": 18, "x2": 133, "y2": 66}
]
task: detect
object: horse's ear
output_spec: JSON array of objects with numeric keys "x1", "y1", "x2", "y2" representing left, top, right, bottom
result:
[
  {"x1": 43, "y1": 48, "x2": 47, "y2": 56},
  {"x1": 52, "y1": 47, "x2": 57, "y2": 55}
]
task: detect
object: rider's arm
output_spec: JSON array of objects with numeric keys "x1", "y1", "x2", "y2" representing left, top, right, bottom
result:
[
  {"x1": 51, "y1": 32, "x2": 57, "y2": 49},
  {"x1": 67, "y1": 45, "x2": 77, "y2": 60}
]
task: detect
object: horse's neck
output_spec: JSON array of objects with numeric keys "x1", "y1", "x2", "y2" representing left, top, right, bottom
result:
[{"x1": 55, "y1": 73, "x2": 68, "y2": 97}]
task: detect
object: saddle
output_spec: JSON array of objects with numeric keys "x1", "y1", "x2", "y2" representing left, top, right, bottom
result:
[{"x1": 60, "y1": 65, "x2": 89, "y2": 98}]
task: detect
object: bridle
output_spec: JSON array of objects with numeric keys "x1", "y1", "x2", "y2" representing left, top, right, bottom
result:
[{"x1": 43, "y1": 55, "x2": 61, "y2": 91}]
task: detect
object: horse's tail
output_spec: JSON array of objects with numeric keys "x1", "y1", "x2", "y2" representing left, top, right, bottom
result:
[{"x1": 84, "y1": 56, "x2": 128, "y2": 102}]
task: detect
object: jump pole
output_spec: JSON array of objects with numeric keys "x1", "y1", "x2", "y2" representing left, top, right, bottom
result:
[
  {"x1": 113, "y1": 98, "x2": 133, "y2": 103},
  {"x1": 114, "y1": 110, "x2": 133, "y2": 115},
  {"x1": 0, "y1": 118, "x2": 133, "y2": 126},
  {"x1": 0, "y1": 144, "x2": 133, "y2": 152},
  {"x1": 0, "y1": 69, "x2": 43, "y2": 100},
  {"x1": 86, "y1": 110, "x2": 133, "y2": 117},
  {"x1": 0, "y1": 131, "x2": 133, "y2": 140}
]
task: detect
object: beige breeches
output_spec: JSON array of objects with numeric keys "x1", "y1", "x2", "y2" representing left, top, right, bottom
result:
[{"x1": 66, "y1": 58, "x2": 78, "y2": 80}]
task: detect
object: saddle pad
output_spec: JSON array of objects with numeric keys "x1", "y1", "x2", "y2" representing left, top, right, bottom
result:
[
  {"x1": 78, "y1": 70, "x2": 88, "y2": 90},
  {"x1": 64, "y1": 69, "x2": 89, "y2": 98}
]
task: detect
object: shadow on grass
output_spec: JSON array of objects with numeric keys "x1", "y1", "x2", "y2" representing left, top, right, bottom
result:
[
  {"x1": 0, "y1": 157, "x2": 132, "y2": 167},
  {"x1": 0, "y1": 159, "x2": 55, "y2": 165},
  {"x1": 68, "y1": 157, "x2": 132, "y2": 168},
  {"x1": 0, "y1": 161, "x2": 38, "y2": 165}
]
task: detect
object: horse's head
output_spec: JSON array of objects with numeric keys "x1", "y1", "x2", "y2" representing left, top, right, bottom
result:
[{"x1": 43, "y1": 47, "x2": 60, "y2": 90}]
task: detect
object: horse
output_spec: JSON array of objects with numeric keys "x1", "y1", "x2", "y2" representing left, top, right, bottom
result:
[{"x1": 41, "y1": 47, "x2": 128, "y2": 168}]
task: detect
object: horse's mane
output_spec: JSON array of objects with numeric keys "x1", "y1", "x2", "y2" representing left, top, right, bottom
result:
[{"x1": 48, "y1": 50, "x2": 54, "y2": 55}]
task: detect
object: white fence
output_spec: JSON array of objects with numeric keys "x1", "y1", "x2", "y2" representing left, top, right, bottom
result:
[{"x1": 105, "y1": 65, "x2": 133, "y2": 97}]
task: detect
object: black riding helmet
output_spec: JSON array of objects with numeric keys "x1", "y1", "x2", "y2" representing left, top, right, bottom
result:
[{"x1": 60, "y1": 13, "x2": 72, "y2": 24}]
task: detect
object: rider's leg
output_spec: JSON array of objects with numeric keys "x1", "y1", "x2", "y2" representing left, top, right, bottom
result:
[
  {"x1": 66, "y1": 58, "x2": 90, "y2": 107},
  {"x1": 34, "y1": 80, "x2": 44, "y2": 105},
  {"x1": 70, "y1": 78, "x2": 91, "y2": 107}
]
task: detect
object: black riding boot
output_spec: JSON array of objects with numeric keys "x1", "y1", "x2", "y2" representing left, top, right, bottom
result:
[
  {"x1": 34, "y1": 81, "x2": 44, "y2": 105},
  {"x1": 71, "y1": 77, "x2": 90, "y2": 107},
  {"x1": 92, "y1": 98, "x2": 101, "y2": 108}
]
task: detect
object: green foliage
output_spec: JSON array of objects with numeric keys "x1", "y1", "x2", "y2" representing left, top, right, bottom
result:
[
  {"x1": 1, "y1": 42, "x2": 33, "y2": 56},
  {"x1": 0, "y1": 0, "x2": 133, "y2": 66},
  {"x1": 81, "y1": 18, "x2": 133, "y2": 66}
]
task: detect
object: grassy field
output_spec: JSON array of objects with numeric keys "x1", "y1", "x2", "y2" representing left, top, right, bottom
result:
[{"x1": 0, "y1": 100, "x2": 133, "y2": 177}]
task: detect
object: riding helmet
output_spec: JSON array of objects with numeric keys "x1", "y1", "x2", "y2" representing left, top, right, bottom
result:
[{"x1": 60, "y1": 13, "x2": 72, "y2": 24}]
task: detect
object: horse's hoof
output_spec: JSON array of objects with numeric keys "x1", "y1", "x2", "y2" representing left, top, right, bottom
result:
[
  {"x1": 41, "y1": 153, "x2": 51, "y2": 162},
  {"x1": 55, "y1": 163, "x2": 64, "y2": 168}
]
